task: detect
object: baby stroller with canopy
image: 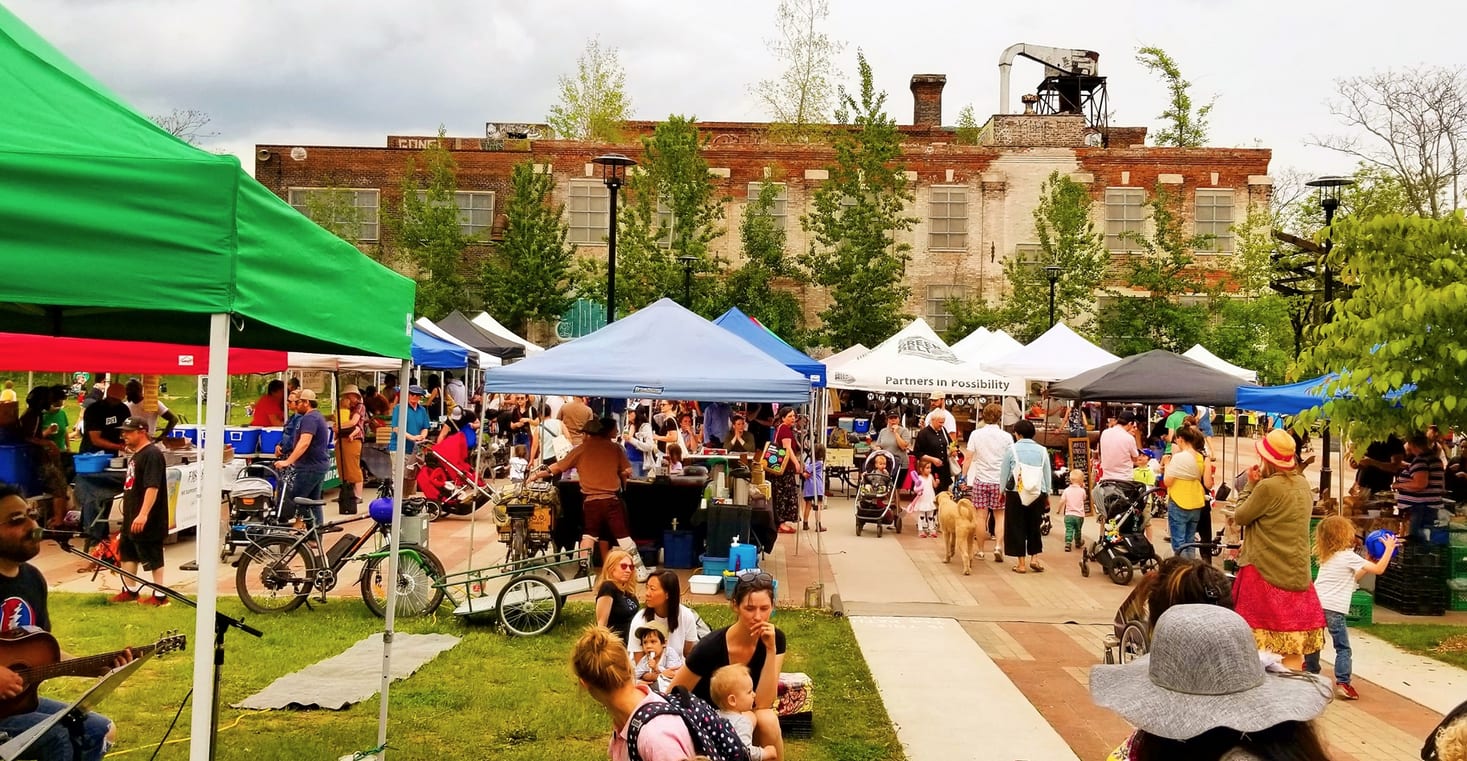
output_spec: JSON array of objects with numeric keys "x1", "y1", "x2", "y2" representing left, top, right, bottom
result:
[
  {"x1": 414, "y1": 426, "x2": 497, "y2": 521},
  {"x1": 855, "y1": 450, "x2": 903, "y2": 537},
  {"x1": 1079, "y1": 481, "x2": 1159, "y2": 585}
]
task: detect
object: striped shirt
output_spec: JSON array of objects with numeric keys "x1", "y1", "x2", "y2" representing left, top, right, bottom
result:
[{"x1": 1395, "y1": 452, "x2": 1444, "y2": 510}]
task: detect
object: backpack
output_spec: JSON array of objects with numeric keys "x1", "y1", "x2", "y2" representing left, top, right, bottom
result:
[
  {"x1": 625, "y1": 686, "x2": 750, "y2": 761},
  {"x1": 1010, "y1": 443, "x2": 1046, "y2": 506}
]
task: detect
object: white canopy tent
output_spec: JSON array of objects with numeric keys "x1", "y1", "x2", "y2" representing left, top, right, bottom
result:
[
  {"x1": 287, "y1": 352, "x2": 401, "y2": 372},
  {"x1": 821, "y1": 343, "x2": 869, "y2": 371},
  {"x1": 415, "y1": 316, "x2": 498, "y2": 367},
  {"x1": 827, "y1": 319, "x2": 1022, "y2": 396},
  {"x1": 952, "y1": 328, "x2": 1024, "y2": 366},
  {"x1": 1183, "y1": 344, "x2": 1258, "y2": 383},
  {"x1": 949, "y1": 327, "x2": 989, "y2": 353},
  {"x1": 472, "y1": 311, "x2": 544, "y2": 355},
  {"x1": 985, "y1": 323, "x2": 1119, "y2": 382}
]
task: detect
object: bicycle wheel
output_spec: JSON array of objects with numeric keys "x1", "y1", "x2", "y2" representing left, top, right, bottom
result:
[
  {"x1": 496, "y1": 575, "x2": 561, "y2": 636},
  {"x1": 360, "y1": 545, "x2": 446, "y2": 618},
  {"x1": 236, "y1": 536, "x2": 314, "y2": 613}
]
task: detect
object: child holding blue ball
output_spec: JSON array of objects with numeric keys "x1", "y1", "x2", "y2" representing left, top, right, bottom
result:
[{"x1": 1305, "y1": 515, "x2": 1397, "y2": 700}]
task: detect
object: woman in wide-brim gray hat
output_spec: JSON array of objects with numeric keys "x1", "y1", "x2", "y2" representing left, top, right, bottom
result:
[{"x1": 1091, "y1": 604, "x2": 1333, "y2": 760}]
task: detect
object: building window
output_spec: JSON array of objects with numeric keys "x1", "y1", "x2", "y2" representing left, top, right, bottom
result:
[
  {"x1": 288, "y1": 188, "x2": 380, "y2": 241},
  {"x1": 656, "y1": 197, "x2": 675, "y2": 248},
  {"x1": 1194, "y1": 189, "x2": 1235, "y2": 253},
  {"x1": 746, "y1": 182, "x2": 788, "y2": 225},
  {"x1": 925, "y1": 284, "x2": 969, "y2": 333},
  {"x1": 1104, "y1": 188, "x2": 1146, "y2": 251},
  {"x1": 414, "y1": 190, "x2": 495, "y2": 240},
  {"x1": 1013, "y1": 243, "x2": 1044, "y2": 269},
  {"x1": 929, "y1": 186, "x2": 968, "y2": 250},
  {"x1": 567, "y1": 180, "x2": 609, "y2": 244}
]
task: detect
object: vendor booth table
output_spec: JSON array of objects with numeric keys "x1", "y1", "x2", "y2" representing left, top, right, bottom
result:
[{"x1": 553, "y1": 478, "x2": 776, "y2": 561}]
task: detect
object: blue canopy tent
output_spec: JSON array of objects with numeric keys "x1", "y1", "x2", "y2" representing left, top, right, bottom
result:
[
  {"x1": 1234, "y1": 373, "x2": 1415, "y2": 416},
  {"x1": 412, "y1": 326, "x2": 470, "y2": 369},
  {"x1": 713, "y1": 307, "x2": 825, "y2": 387},
  {"x1": 482, "y1": 299, "x2": 811, "y2": 402}
]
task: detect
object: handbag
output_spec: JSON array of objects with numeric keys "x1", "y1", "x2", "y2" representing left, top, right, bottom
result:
[
  {"x1": 1010, "y1": 444, "x2": 1046, "y2": 506},
  {"x1": 760, "y1": 442, "x2": 789, "y2": 476}
]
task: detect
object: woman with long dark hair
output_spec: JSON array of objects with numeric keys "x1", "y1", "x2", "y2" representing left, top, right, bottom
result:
[
  {"x1": 626, "y1": 570, "x2": 708, "y2": 660},
  {"x1": 772, "y1": 407, "x2": 803, "y2": 533}
]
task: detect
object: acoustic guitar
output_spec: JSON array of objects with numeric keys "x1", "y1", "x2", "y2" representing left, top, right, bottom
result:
[{"x1": 0, "y1": 627, "x2": 185, "y2": 716}]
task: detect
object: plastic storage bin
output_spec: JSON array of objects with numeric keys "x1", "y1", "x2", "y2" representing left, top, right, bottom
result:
[
  {"x1": 700, "y1": 554, "x2": 729, "y2": 576},
  {"x1": 688, "y1": 575, "x2": 722, "y2": 595},
  {"x1": 1346, "y1": 589, "x2": 1374, "y2": 625}
]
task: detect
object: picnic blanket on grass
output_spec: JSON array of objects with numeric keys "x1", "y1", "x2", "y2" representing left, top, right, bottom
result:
[{"x1": 234, "y1": 633, "x2": 460, "y2": 710}]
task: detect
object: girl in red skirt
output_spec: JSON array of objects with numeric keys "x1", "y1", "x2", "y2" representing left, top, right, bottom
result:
[{"x1": 1230, "y1": 429, "x2": 1325, "y2": 669}]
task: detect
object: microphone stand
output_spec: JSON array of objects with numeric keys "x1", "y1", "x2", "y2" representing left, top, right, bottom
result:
[{"x1": 46, "y1": 532, "x2": 262, "y2": 758}]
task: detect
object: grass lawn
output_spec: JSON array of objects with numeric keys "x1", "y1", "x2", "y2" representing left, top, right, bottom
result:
[
  {"x1": 1356, "y1": 622, "x2": 1467, "y2": 671},
  {"x1": 45, "y1": 594, "x2": 903, "y2": 760}
]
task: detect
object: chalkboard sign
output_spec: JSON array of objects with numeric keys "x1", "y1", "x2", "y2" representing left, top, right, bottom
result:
[{"x1": 1068, "y1": 437, "x2": 1092, "y2": 493}]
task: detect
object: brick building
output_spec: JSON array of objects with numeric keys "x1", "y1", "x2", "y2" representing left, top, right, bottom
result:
[{"x1": 253, "y1": 73, "x2": 1271, "y2": 340}]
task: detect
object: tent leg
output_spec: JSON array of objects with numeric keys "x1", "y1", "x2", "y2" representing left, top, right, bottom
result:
[
  {"x1": 378, "y1": 359, "x2": 412, "y2": 758},
  {"x1": 187, "y1": 313, "x2": 229, "y2": 761}
]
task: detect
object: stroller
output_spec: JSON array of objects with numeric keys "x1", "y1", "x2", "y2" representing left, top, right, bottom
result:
[
  {"x1": 854, "y1": 451, "x2": 903, "y2": 537},
  {"x1": 414, "y1": 430, "x2": 497, "y2": 521},
  {"x1": 1079, "y1": 481, "x2": 1159, "y2": 585},
  {"x1": 222, "y1": 464, "x2": 281, "y2": 563}
]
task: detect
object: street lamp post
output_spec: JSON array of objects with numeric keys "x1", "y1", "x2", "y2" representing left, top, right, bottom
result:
[
  {"x1": 677, "y1": 255, "x2": 697, "y2": 307},
  {"x1": 1305, "y1": 174, "x2": 1356, "y2": 499},
  {"x1": 591, "y1": 154, "x2": 637, "y2": 328},
  {"x1": 1044, "y1": 265, "x2": 1062, "y2": 327}
]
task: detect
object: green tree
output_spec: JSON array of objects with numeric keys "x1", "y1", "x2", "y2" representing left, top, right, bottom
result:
[
  {"x1": 1135, "y1": 46, "x2": 1214, "y2": 148},
  {"x1": 1095, "y1": 186, "x2": 1217, "y2": 354},
  {"x1": 721, "y1": 180, "x2": 806, "y2": 343},
  {"x1": 954, "y1": 104, "x2": 982, "y2": 146},
  {"x1": 481, "y1": 161, "x2": 576, "y2": 334},
  {"x1": 1299, "y1": 214, "x2": 1467, "y2": 439},
  {"x1": 385, "y1": 126, "x2": 473, "y2": 319},
  {"x1": 753, "y1": 0, "x2": 843, "y2": 143},
  {"x1": 572, "y1": 116, "x2": 728, "y2": 317},
  {"x1": 298, "y1": 186, "x2": 364, "y2": 245},
  {"x1": 1207, "y1": 206, "x2": 1294, "y2": 383},
  {"x1": 801, "y1": 51, "x2": 918, "y2": 349},
  {"x1": 547, "y1": 37, "x2": 633, "y2": 142}
]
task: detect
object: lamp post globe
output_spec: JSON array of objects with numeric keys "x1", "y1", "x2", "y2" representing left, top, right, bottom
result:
[{"x1": 591, "y1": 153, "x2": 637, "y2": 327}]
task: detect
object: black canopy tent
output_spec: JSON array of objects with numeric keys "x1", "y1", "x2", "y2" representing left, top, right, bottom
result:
[
  {"x1": 1050, "y1": 350, "x2": 1258, "y2": 407},
  {"x1": 433, "y1": 310, "x2": 525, "y2": 360}
]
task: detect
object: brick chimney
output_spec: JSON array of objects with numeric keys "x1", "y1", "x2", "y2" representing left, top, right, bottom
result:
[{"x1": 910, "y1": 74, "x2": 946, "y2": 127}]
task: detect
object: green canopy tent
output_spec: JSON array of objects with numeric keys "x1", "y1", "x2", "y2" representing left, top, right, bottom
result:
[{"x1": 0, "y1": 6, "x2": 416, "y2": 758}]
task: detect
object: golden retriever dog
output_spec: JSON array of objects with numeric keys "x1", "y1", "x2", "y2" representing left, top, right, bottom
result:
[{"x1": 937, "y1": 492, "x2": 980, "y2": 574}]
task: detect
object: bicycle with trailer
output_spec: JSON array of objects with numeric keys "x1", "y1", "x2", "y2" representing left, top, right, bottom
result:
[
  {"x1": 492, "y1": 481, "x2": 559, "y2": 565},
  {"x1": 233, "y1": 480, "x2": 446, "y2": 618},
  {"x1": 427, "y1": 548, "x2": 595, "y2": 636}
]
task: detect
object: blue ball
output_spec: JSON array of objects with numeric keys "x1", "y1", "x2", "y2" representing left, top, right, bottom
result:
[{"x1": 1365, "y1": 529, "x2": 1396, "y2": 560}]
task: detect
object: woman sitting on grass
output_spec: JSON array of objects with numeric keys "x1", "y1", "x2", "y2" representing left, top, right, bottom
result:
[
  {"x1": 572, "y1": 625, "x2": 694, "y2": 761},
  {"x1": 670, "y1": 572, "x2": 786, "y2": 760},
  {"x1": 626, "y1": 570, "x2": 709, "y2": 661},
  {"x1": 594, "y1": 549, "x2": 640, "y2": 642}
]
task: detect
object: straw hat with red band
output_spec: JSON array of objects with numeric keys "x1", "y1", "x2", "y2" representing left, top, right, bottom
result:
[{"x1": 1256, "y1": 429, "x2": 1297, "y2": 470}]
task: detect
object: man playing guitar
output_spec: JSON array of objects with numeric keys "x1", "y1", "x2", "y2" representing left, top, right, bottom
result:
[{"x1": 0, "y1": 484, "x2": 130, "y2": 760}]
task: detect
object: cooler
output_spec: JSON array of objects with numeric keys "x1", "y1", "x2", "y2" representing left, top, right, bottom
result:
[
  {"x1": 662, "y1": 530, "x2": 696, "y2": 569},
  {"x1": 257, "y1": 427, "x2": 284, "y2": 455},
  {"x1": 224, "y1": 427, "x2": 261, "y2": 455},
  {"x1": 0, "y1": 444, "x2": 39, "y2": 495},
  {"x1": 851, "y1": 418, "x2": 871, "y2": 434},
  {"x1": 729, "y1": 540, "x2": 758, "y2": 573}
]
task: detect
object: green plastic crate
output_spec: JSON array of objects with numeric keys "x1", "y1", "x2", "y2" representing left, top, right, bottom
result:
[
  {"x1": 1451, "y1": 546, "x2": 1467, "y2": 579},
  {"x1": 1346, "y1": 589, "x2": 1374, "y2": 625},
  {"x1": 1451, "y1": 579, "x2": 1467, "y2": 612}
]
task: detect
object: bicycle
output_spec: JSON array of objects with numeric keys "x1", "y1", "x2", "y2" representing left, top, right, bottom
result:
[
  {"x1": 234, "y1": 491, "x2": 446, "y2": 618},
  {"x1": 495, "y1": 482, "x2": 556, "y2": 568}
]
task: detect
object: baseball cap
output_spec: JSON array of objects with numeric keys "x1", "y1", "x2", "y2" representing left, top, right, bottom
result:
[
  {"x1": 297, "y1": 389, "x2": 317, "y2": 402},
  {"x1": 408, "y1": 385, "x2": 427, "y2": 396},
  {"x1": 117, "y1": 416, "x2": 149, "y2": 432}
]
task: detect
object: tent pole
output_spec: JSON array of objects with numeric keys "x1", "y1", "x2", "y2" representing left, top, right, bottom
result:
[
  {"x1": 465, "y1": 361, "x2": 482, "y2": 570},
  {"x1": 188, "y1": 313, "x2": 229, "y2": 761},
  {"x1": 378, "y1": 358, "x2": 411, "y2": 757},
  {"x1": 814, "y1": 386, "x2": 825, "y2": 604}
]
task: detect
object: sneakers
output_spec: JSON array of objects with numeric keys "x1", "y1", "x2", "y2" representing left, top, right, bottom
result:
[
  {"x1": 994, "y1": 551, "x2": 1004, "y2": 563},
  {"x1": 108, "y1": 590, "x2": 138, "y2": 603},
  {"x1": 139, "y1": 595, "x2": 169, "y2": 607},
  {"x1": 1064, "y1": 543, "x2": 1072, "y2": 552},
  {"x1": 635, "y1": 565, "x2": 651, "y2": 584},
  {"x1": 1336, "y1": 683, "x2": 1359, "y2": 700}
]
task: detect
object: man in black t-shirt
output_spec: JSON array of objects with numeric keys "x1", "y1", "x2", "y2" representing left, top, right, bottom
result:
[
  {"x1": 1352, "y1": 434, "x2": 1406, "y2": 493},
  {"x1": 80, "y1": 383, "x2": 129, "y2": 455},
  {"x1": 0, "y1": 484, "x2": 125, "y2": 758},
  {"x1": 110, "y1": 418, "x2": 170, "y2": 606}
]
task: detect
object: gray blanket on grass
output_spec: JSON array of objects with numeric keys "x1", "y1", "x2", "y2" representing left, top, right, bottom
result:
[{"x1": 233, "y1": 633, "x2": 460, "y2": 710}]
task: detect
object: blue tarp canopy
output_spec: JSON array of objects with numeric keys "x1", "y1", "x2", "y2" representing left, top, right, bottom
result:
[
  {"x1": 713, "y1": 307, "x2": 825, "y2": 387},
  {"x1": 412, "y1": 327, "x2": 469, "y2": 369},
  {"x1": 482, "y1": 299, "x2": 812, "y2": 402},
  {"x1": 1234, "y1": 373, "x2": 1414, "y2": 416}
]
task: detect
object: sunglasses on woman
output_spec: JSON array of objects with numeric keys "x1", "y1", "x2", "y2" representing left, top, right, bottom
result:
[{"x1": 734, "y1": 572, "x2": 775, "y2": 593}]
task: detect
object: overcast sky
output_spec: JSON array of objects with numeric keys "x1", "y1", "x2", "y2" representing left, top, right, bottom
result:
[{"x1": 8, "y1": 0, "x2": 1464, "y2": 180}]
